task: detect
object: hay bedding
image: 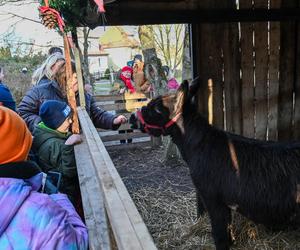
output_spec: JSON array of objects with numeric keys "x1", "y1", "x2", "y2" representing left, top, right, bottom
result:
[{"x1": 108, "y1": 146, "x2": 300, "y2": 250}]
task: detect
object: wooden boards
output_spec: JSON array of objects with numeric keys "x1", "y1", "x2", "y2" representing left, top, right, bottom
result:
[
  {"x1": 94, "y1": 93, "x2": 151, "y2": 147},
  {"x1": 76, "y1": 107, "x2": 157, "y2": 250}
]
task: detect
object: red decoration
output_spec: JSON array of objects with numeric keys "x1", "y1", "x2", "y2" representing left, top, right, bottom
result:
[
  {"x1": 39, "y1": 6, "x2": 65, "y2": 33},
  {"x1": 93, "y1": 0, "x2": 105, "y2": 13}
]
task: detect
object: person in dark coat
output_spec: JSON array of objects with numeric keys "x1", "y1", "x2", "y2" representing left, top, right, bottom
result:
[
  {"x1": 32, "y1": 100, "x2": 81, "y2": 205},
  {"x1": 18, "y1": 62, "x2": 127, "y2": 133},
  {"x1": 0, "y1": 66, "x2": 16, "y2": 111}
]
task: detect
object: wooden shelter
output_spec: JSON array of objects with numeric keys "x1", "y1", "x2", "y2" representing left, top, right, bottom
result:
[
  {"x1": 41, "y1": 0, "x2": 300, "y2": 248},
  {"x1": 85, "y1": 0, "x2": 300, "y2": 142},
  {"x1": 47, "y1": 0, "x2": 300, "y2": 141}
]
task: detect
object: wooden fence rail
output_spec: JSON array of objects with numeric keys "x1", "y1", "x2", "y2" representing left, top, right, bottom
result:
[
  {"x1": 75, "y1": 107, "x2": 157, "y2": 250},
  {"x1": 94, "y1": 93, "x2": 152, "y2": 148}
]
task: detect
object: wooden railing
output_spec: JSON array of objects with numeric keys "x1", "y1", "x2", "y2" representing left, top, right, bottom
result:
[
  {"x1": 94, "y1": 93, "x2": 152, "y2": 148},
  {"x1": 74, "y1": 107, "x2": 157, "y2": 250}
]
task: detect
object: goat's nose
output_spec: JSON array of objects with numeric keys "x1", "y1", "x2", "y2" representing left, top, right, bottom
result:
[{"x1": 129, "y1": 112, "x2": 137, "y2": 123}]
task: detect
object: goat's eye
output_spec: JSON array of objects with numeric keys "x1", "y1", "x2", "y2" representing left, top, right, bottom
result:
[{"x1": 154, "y1": 106, "x2": 162, "y2": 114}]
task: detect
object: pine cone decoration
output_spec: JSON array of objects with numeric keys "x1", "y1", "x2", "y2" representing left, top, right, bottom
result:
[{"x1": 41, "y1": 10, "x2": 58, "y2": 29}]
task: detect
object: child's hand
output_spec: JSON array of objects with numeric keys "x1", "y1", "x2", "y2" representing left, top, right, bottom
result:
[
  {"x1": 65, "y1": 134, "x2": 82, "y2": 145},
  {"x1": 113, "y1": 115, "x2": 127, "y2": 125},
  {"x1": 119, "y1": 88, "x2": 125, "y2": 94}
]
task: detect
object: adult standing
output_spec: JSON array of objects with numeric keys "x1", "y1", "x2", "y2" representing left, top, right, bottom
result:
[
  {"x1": 0, "y1": 66, "x2": 16, "y2": 111},
  {"x1": 132, "y1": 54, "x2": 151, "y2": 94},
  {"x1": 31, "y1": 52, "x2": 65, "y2": 85},
  {"x1": 48, "y1": 46, "x2": 63, "y2": 55},
  {"x1": 18, "y1": 62, "x2": 126, "y2": 133}
]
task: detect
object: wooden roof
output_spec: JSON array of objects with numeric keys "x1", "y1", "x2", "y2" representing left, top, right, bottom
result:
[{"x1": 74, "y1": 0, "x2": 300, "y2": 28}]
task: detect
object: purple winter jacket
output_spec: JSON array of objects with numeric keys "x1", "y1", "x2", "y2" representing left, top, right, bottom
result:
[{"x1": 0, "y1": 161, "x2": 88, "y2": 250}]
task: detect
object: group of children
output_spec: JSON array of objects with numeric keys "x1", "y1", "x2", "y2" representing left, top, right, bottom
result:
[
  {"x1": 112, "y1": 54, "x2": 179, "y2": 95},
  {"x1": 1, "y1": 70, "x2": 84, "y2": 205},
  {"x1": 0, "y1": 47, "x2": 129, "y2": 249},
  {"x1": 0, "y1": 72, "x2": 88, "y2": 248},
  {"x1": 0, "y1": 49, "x2": 181, "y2": 249}
]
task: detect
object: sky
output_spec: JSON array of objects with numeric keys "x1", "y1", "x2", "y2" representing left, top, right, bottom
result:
[
  {"x1": 0, "y1": 1, "x2": 138, "y2": 55},
  {"x1": 0, "y1": 1, "x2": 63, "y2": 54}
]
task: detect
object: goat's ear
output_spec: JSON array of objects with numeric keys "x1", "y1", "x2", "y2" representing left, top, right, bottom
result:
[
  {"x1": 188, "y1": 77, "x2": 201, "y2": 99},
  {"x1": 178, "y1": 80, "x2": 189, "y2": 97}
]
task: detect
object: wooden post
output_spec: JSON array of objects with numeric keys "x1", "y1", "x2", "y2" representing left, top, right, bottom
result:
[
  {"x1": 240, "y1": 0, "x2": 255, "y2": 138},
  {"x1": 268, "y1": 0, "x2": 281, "y2": 141},
  {"x1": 64, "y1": 34, "x2": 80, "y2": 134},
  {"x1": 254, "y1": 0, "x2": 268, "y2": 140},
  {"x1": 208, "y1": 79, "x2": 213, "y2": 125},
  {"x1": 72, "y1": 30, "x2": 86, "y2": 108}
]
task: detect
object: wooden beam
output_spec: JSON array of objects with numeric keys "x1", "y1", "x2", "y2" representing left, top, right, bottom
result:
[
  {"x1": 100, "y1": 8, "x2": 300, "y2": 25},
  {"x1": 72, "y1": 30, "x2": 86, "y2": 108},
  {"x1": 101, "y1": 132, "x2": 149, "y2": 142},
  {"x1": 74, "y1": 141, "x2": 111, "y2": 250},
  {"x1": 254, "y1": 0, "x2": 268, "y2": 140},
  {"x1": 278, "y1": 0, "x2": 298, "y2": 141},
  {"x1": 96, "y1": 101, "x2": 149, "y2": 112},
  {"x1": 105, "y1": 141, "x2": 152, "y2": 150},
  {"x1": 64, "y1": 35, "x2": 80, "y2": 134},
  {"x1": 77, "y1": 107, "x2": 157, "y2": 250},
  {"x1": 97, "y1": 123, "x2": 136, "y2": 131},
  {"x1": 94, "y1": 93, "x2": 148, "y2": 101}
]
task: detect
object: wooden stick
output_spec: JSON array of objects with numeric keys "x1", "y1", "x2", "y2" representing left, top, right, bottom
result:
[
  {"x1": 64, "y1": 34, "x2": 80, "y2": 134},
  {"x1": 208, "y1": 79, "x2": 213, "y2": 125},
  {"x1": 72, "y1": 30, "x2": 86, "y2": 108}
]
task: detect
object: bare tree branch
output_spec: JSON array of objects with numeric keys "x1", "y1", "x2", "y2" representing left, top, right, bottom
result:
[
  {"x1": 0, "y1": 0, "x2": 35, "y2": 7},
  {"x1": 0, "y1": 11, "x2": 41, "y2": 24}
]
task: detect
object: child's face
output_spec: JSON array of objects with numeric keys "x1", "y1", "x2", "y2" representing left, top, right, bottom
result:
[
  {"x1": 121, "y1": 70, "x2": 131, "y2": 79},
  {"x1": 57, "y1": 117, "x2": 72, "y2": 133},
  {"x1": 71, "y1": 73, "x2": 78, "y2": 92}
]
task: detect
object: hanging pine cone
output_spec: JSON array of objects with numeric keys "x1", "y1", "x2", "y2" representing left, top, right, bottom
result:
[
  {"x1": 40, "y1": 9, "x2": 58, "y2": 29},
  {"x1": 39, "y1": 5, "x2": 66, "y2": 32}
]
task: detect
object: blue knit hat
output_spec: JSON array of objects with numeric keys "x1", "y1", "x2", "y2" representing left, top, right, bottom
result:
[
  {"x1": 39, "y1": 100, "x2": 71, "y2": 129},
  {"x1": 0, "y1": 84, "x2": 16, "y2": 111},
  {"x1": 133, "y1": 54, "x2": 143, "y2": 62}
]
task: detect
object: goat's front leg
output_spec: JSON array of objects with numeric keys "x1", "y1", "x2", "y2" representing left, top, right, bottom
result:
[
  {"x1": 196, "y1": 190, "x2": 206, "y2": 218},
  {"x1": 205, "y1": 199, "x2": 232, "y2": 250}
]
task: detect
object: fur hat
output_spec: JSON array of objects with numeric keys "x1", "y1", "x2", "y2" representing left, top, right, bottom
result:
[
  {"x1": 0, "y1": 106, "x2": 32, "y2": 164},
  {"x1": 39, "y1": 100, "x2": 71, "y2": 130}
]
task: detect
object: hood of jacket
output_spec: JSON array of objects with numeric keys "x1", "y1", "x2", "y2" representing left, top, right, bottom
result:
[
  {"x1": 32, "y1": 123, "x2": 69, "y2": 150},
  {"x1": 0, "y1": 161, "x2": 42, "y2": 236}
]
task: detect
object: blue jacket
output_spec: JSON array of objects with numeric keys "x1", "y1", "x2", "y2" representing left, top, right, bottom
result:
[{"x1": 18, "y1": 79, "x2": 118, "y2": 132}]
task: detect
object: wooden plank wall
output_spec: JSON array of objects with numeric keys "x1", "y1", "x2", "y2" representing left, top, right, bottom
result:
[
  {"x1": 193, "y1": 0, "x2": 300, "y2": 141},
  {"x1": 94, "y1": 93, "x2": 152, "y2": 148}
]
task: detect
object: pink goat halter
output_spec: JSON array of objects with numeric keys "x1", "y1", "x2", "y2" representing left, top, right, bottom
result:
[{"x1": 136, "y1": 110, "x2": 182, "y2": 134}]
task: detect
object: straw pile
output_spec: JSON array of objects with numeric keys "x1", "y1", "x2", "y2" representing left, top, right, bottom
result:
[{"x1": 108, "y1": 147, "x2": 300, "y2": 250}]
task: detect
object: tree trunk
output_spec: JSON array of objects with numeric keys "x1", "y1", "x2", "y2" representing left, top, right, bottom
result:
[
  {"x1": 138, "y1": 25, "x2": 179, "y2": 161},
  {"x1": 138, "y1": 26, "x2": 164, "y2": 146},
  {"x1": 182, "y1": 24, "x2": 192, "y2": 82},
  {"x1": 138, "y1": 26, "x2": 168, "y2": 96}
]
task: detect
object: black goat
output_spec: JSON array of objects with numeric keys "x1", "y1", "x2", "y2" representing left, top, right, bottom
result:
[{"x1": 130, "y1": 79, "x2": 300, "y2": 250}]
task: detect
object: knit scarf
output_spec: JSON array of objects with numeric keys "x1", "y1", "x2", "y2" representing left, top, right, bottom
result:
[{"x1": 120, "y1": 74, "x2": 135, "y2": 93}]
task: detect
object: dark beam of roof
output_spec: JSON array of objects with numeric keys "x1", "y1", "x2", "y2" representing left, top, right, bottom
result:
[{"x1": 97, "y1": 8, "x2": 300, "y2": 26}]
